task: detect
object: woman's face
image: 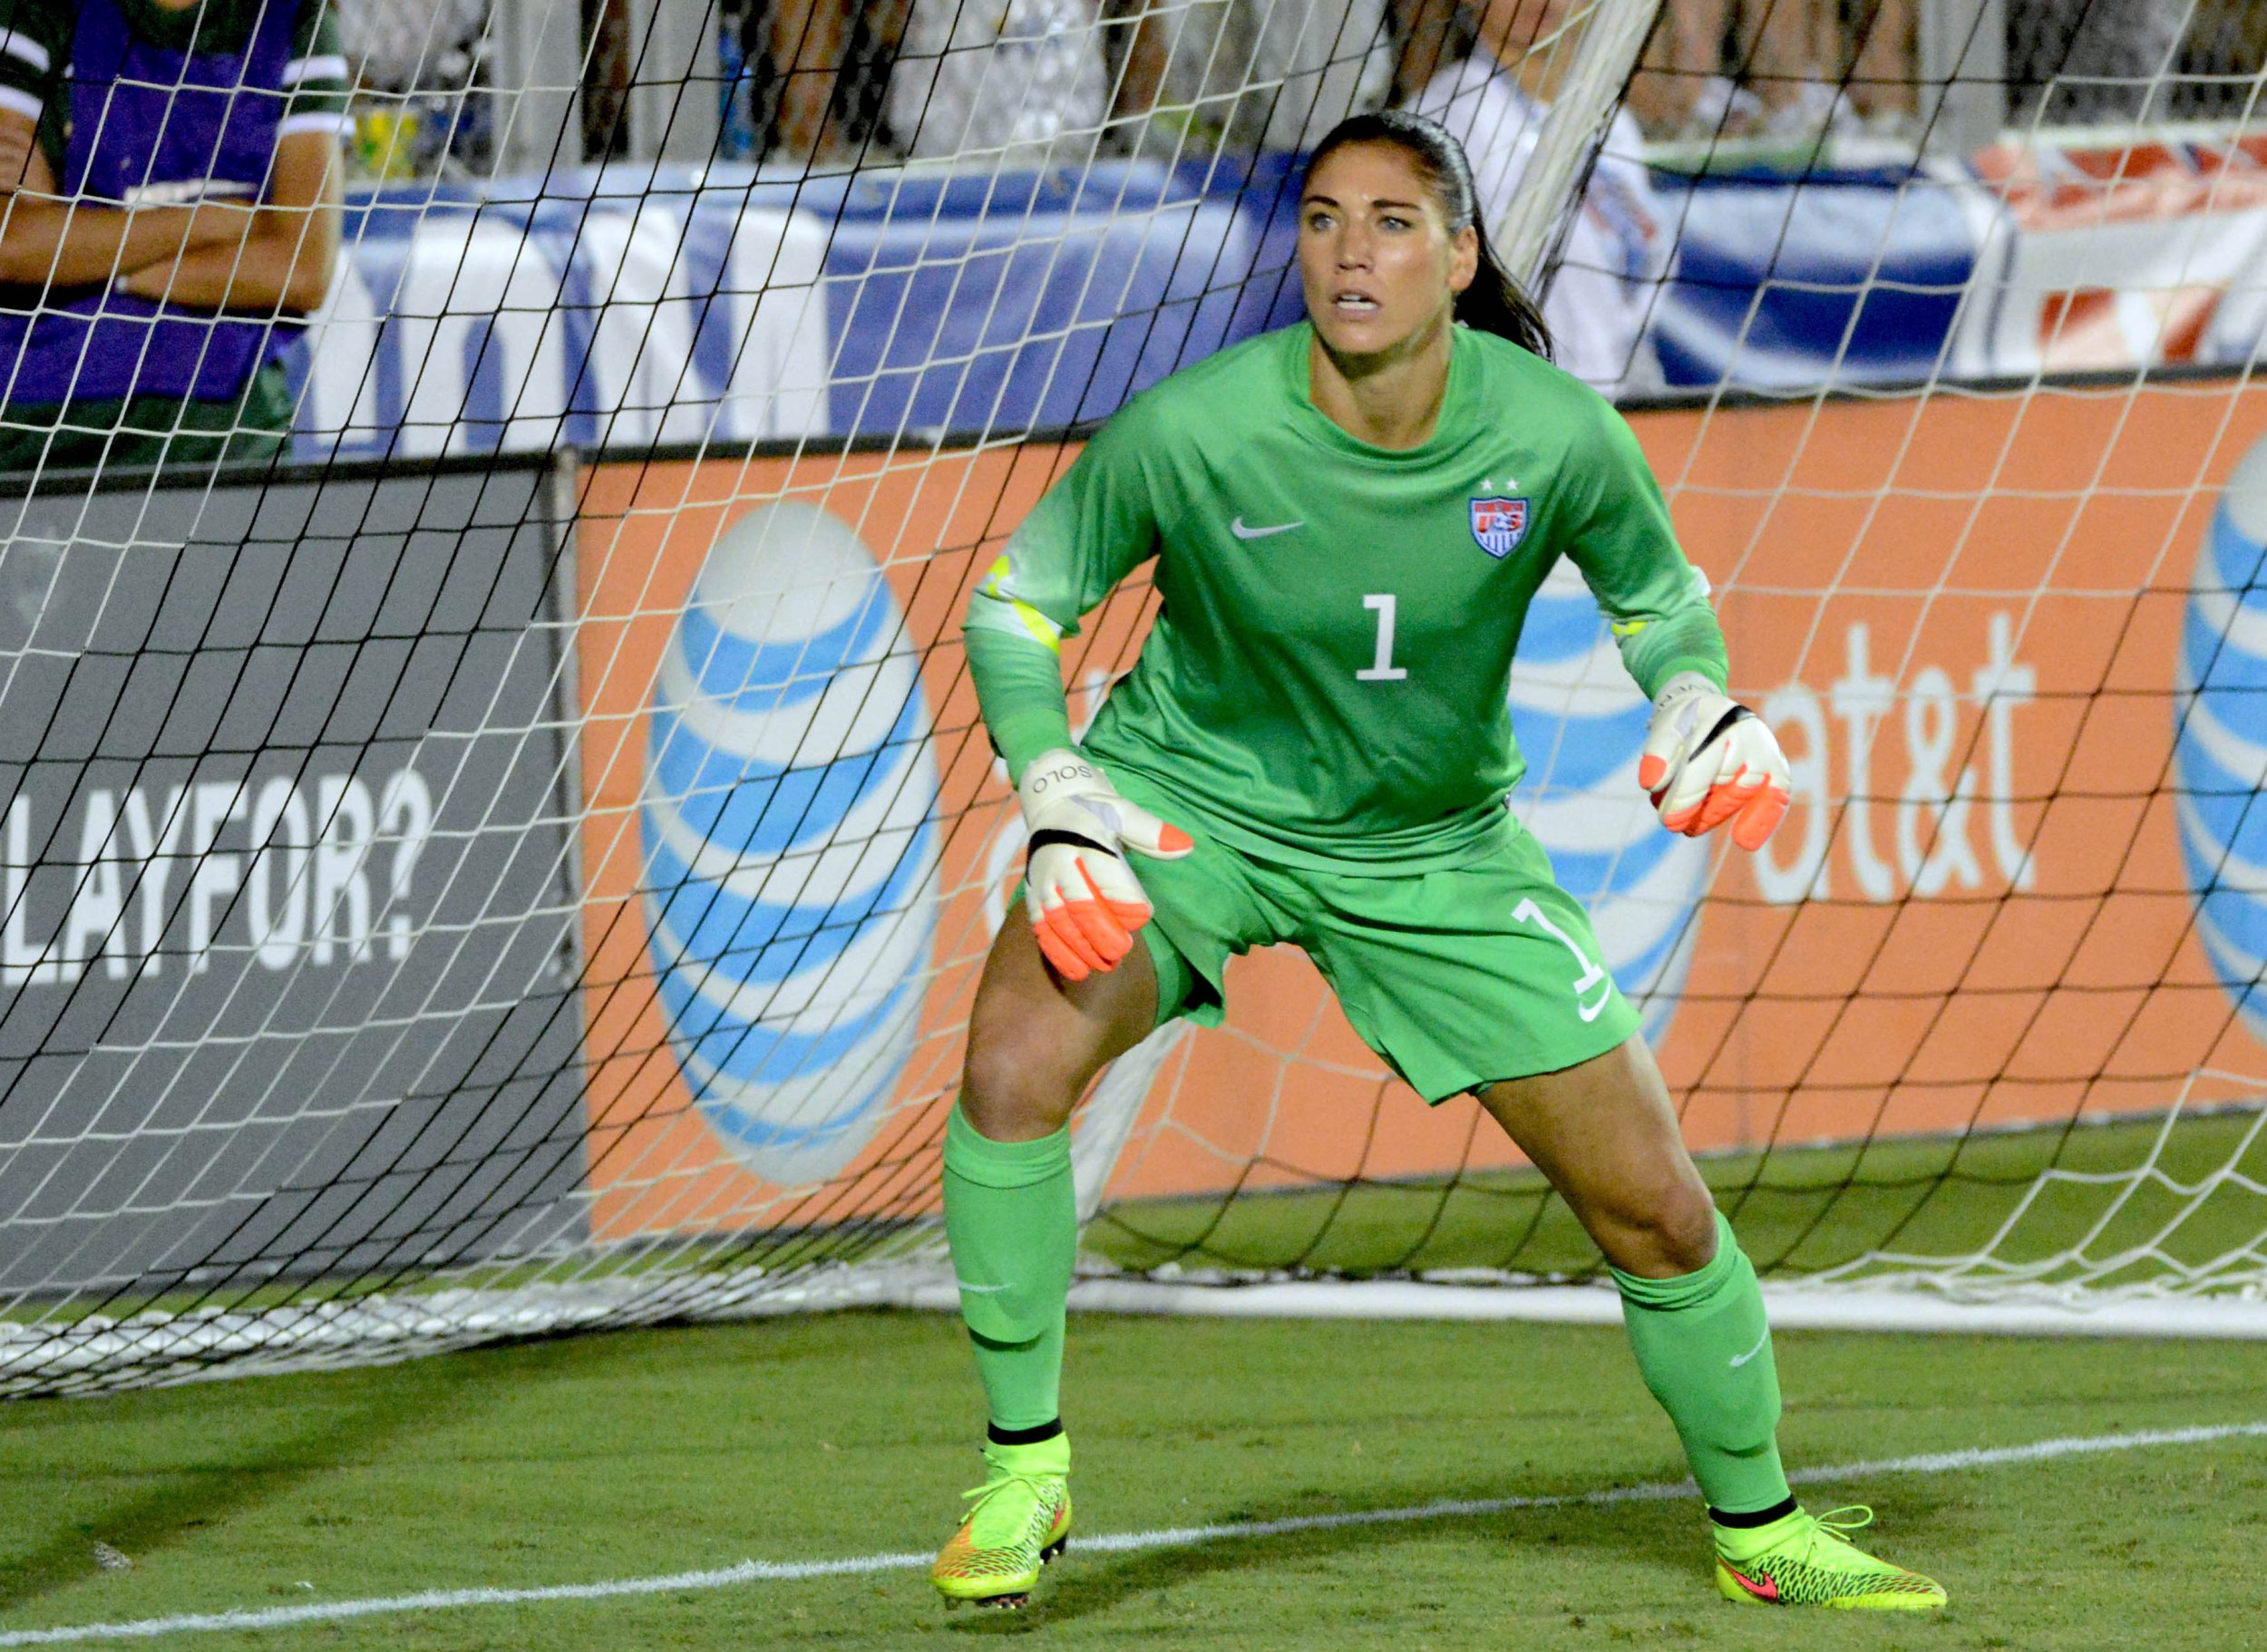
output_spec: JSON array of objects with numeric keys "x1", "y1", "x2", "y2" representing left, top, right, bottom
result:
[{"x1": 1298, "y1": 141, "x2": 1476, "y2": 364}]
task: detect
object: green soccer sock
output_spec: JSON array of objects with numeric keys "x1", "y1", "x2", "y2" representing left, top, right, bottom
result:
[
  {"x1": 941, "y1": 1102, "x2": 1076, "y2": 1434},
  {"x1": 1611, "y1": 1211, "x2": 1792, "y2": 1518}
]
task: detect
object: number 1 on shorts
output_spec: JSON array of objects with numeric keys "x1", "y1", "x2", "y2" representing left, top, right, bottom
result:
[{"x1": 1513, "y1": 897, "x2": 1613, "y2": 1023}]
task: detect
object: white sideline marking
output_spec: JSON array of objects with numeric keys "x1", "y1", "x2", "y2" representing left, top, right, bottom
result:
[{"x1": 4, "y1": 1420, "x2": 2262, "y2": 1645}]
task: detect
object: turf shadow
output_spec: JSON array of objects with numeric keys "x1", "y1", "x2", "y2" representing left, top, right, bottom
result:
[{"x1": 0, "y1": 1344, "x2": 504, "y2": 1612}]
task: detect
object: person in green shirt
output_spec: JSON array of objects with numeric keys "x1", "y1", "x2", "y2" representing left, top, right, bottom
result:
[
  {"x1": 0, "y1": 0, "x2": 349, "y2": 474},
  {"x1": 932, "y1": 109, "x2": 1945, "y2": 1616}
]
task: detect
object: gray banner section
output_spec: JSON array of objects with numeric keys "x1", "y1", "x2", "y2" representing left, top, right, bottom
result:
[{"x1": 0, "y1": 462, "x2": 590, "y2": 1298}]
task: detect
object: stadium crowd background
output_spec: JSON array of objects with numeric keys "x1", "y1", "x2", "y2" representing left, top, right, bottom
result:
[
  {"x1": 345, "y1": 0, "x2": 2263, "y2": 172},
  {"x1": 0, "y1": 0, "x2": 2261, "y2": 475}
]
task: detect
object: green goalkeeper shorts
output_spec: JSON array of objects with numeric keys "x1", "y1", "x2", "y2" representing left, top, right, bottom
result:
[{"x1": 1110, "y1": 774, "x2": 1643, "y2": 1103}]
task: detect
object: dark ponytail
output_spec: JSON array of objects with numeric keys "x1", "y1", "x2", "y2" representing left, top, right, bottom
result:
[{"x1": 1303, "y1": 109, "x2": 1553, "y2": 363}]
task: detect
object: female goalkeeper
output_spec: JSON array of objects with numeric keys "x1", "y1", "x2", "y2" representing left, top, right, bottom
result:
[{"x1": 933, "y1": 108, "x2": 1943, "y2": 1616}]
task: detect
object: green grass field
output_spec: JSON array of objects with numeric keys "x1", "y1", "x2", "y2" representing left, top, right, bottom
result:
[{"x1": 3, "y1": 1309, "x2": 2262, "y2": 1650}]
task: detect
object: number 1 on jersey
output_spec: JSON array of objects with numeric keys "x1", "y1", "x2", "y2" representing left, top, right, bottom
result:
[{"x1": 1357, "y1": 593, "x2": 1407, "y2": 682}]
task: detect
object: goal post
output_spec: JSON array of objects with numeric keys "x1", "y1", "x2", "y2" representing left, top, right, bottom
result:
[{"x1": 5, "y1": 0, "x2": 2267, "y2": 1397}]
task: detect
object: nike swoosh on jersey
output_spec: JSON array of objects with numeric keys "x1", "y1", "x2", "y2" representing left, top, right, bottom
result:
[
  {"x1": 1229, "y1": 517, "x2": 1304, "y2": 540},
  {"x1": 1729, "y1": 1326, "x2": 1771, "y2": 1368}
]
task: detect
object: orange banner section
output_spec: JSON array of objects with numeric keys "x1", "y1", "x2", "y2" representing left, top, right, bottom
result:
[
  {"x1": 577, "y1": 375, "x2": 2267, "y2": 1231},
  {"x1": 573, "y1": 446, "x2": 1154, "y2": 1239},
  {"x1": 1659, "y1": 382, "x2": 2267, "y2": 1159}
]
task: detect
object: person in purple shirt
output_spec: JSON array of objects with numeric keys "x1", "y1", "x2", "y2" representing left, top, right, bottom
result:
[{"x1": 0, "y1": 0, "x2": 351, "y2": 473}]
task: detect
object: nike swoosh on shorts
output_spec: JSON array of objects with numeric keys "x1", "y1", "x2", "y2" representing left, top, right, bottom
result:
[{"x1": 1230, "y1": 517, "x2": 1303, "y2": 539}]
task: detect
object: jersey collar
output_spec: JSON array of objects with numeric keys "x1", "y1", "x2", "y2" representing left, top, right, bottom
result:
[{"x1": 1279, "y1": 320, "x2": 1487, "y2": 467}]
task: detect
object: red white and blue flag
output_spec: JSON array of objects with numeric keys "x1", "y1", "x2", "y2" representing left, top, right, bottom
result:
[{"x1": 1469, "y1": 496, "x2": 1530, "y2": 559}]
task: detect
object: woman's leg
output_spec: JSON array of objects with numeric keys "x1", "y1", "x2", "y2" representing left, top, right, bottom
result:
[
  {"x1": 764, "y1": 0, "x2": 848, "y2": 159},
  {"x1": 946, "y1": 915, "x2": 1161, "y2": 1433},
  {"x1": 1476, "y1": 1036, "x2": 1944, "y2": 1607},
  {"x1": 931, "y1": 916, "x2": 1163, "y2": 1607},
  {"x1": 1474, "y1": 1035, "x2": 1713, "y2": 1272},
  {"x1": 1474, "y1": 1037, "x2": 1788, "y2": 1518}
]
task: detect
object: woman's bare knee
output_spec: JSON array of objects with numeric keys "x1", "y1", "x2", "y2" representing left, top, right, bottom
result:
[
  {"x1": 1603, "y1": 1181, "x2": 1720, "y2": 1278},
  {"x1": 958, "y1": 917, "x2": 1160, "y2": 1142},
  {"x1": 959, "y1": 1033, "x2": 1082, "y2": 1140}
]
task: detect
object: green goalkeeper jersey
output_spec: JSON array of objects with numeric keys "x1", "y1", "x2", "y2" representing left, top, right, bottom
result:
[{"x1": 964, "y1": 320, "x2": 1728, "y2": 875}]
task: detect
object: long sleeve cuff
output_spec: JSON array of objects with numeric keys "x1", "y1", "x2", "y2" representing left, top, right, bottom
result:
[
  {"x1": 963, "y1": 623, "x2": 1075, "y2": 783},
  {"x1": 1618, "y1": 607, "x2": 1730, "y2": 701}
]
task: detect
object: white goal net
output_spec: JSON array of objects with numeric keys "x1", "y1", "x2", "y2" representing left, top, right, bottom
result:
[{"x1": 2, "y1": 0, "x2": 2265, "y2": 1396}]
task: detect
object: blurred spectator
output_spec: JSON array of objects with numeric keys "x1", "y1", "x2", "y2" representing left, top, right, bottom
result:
[
  {"x1": 1387, "y1": 0, "x2": 1469, "y2": 106},
  {"x1": 2170, "y1": 0, "x2": 2267, "y2": 121},
  {"x1": 336, "y1": 0, "x2": 483, "y2": 92},
  {"x1": 2009, "y1": 0, "x2": 2188, "y2": 126},
  {"x1": 1620, "y1": 0, "x2": 1918, "y2": 139},
  {"x1": 582, "y1": 0, "x2": 630, "y2": 156},
  {"x1": 0, "y1": 103, "x2": 27, "y2": 194},
  {"x1": 762, "y1": 0, "x2": 866, "y2": 160},
  {"x1": 1838, "y1": 0, "x2": 1916, "y2": 131},
  {"x1": 0, "y1": 0, "x2": 348, "y2": 473},
  {"x1": 724, "y1": 0, "x2": 920, "y2": 166},
  {"x1": 1630, "y1": 0, "x2": 2219, "y2": 143},
  {"x1": 1635, "y1": 0, "x2": 1825, "y2": 137},
  {"x1": 1413, "y1": 0, "x2": 1666, "y2": 396},
  {"x1": 333, "y1": 0, "x2": 491, "y2": 176},
  {"x1": 1111, "y1": 0, "x2": 1394, "y2": 154},
  {"x1": 889, "y1": 0, "x2": 1109, "y2": 161},
  {"x1": 1631, "y1": 0, "x2": 1782, "y2": 137}
]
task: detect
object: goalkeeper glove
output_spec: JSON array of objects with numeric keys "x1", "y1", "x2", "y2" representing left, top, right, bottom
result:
[
  {"x1": 1017, "y1": 748, "x2": 1193, "y2": 982},
  {"x1": 1638, "y1": 673, "x2": 1791, "y2": 851}
]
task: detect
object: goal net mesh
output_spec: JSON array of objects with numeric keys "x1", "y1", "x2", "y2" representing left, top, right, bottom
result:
[{"x1": 4, "y1": 0, "x2": 2266, "y2": 1397}]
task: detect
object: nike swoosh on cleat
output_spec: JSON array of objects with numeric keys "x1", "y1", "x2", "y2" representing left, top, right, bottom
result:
[
  {"x1": 1729, "y1": 1326, "x2": 1771, "y2": 1368},
  {"x1": 1722, "y1": 1564, "x2": 1780, "y2": 1602},
  {"x1": 1229, "y1": 517, "x2": 1303, "y2": 540}
]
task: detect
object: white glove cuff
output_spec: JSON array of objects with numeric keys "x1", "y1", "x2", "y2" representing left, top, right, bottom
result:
[{"x1": 1651, "y1": 670, "x2": 1722, "y2": 711}]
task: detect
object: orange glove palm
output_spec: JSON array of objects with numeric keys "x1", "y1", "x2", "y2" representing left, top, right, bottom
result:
[
  {"x1": 1017, "y1": 749, "x2": 1193, "y2": 981},
  {"x1": 1638, "y1": 674, "x2": 1792, "y2": 852}
]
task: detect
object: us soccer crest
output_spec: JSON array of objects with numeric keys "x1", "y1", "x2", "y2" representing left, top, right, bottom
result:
[{"x1": 1470, "y1": 496, "x2": 1531, "y2": 559}]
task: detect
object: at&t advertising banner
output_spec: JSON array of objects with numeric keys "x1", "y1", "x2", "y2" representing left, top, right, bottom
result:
[{"x1": 578, "y1": 375, "x2": 2267, "y2": 1234}]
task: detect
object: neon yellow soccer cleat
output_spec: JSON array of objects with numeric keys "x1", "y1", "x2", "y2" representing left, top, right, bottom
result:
[
  {"x1": 1713, "y1": 1505, "x2": 1948, "y2": 1610},
  {"x1": 931, "y1": 1433, "x2": 1072, "y2": 1609}
]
